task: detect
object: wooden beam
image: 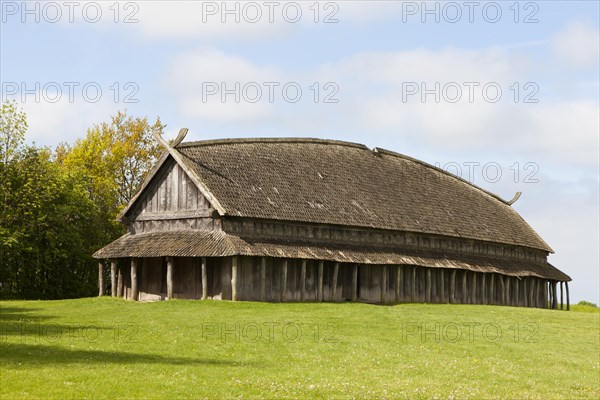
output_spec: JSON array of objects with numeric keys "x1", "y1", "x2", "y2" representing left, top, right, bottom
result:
[
  {"x1": 411, "y1": 266, "x2": 417, "y2": 302},
  {"x1": 471, "y1": 272, "x2": 477, "y2": 304},
  {"x1": 426, "y1": 268, "x2": 432, "y2": 303},
  {"x1": 166, "y1": 256, "x2": 174, "y2": 300},
  {"x1": 499, "y1": 275, "x2": 505, "y2": 305},
  {"x1": 281, "y1": 260, "x2": 288, "y2": 302},
  {"x1": 514, "y1": 278, "x2": 520, "y2": 307},
  {"x1": 117, "y1": 266, "x2": 123, "y2": 298},
  {"x1": 110, "y1": 260, "x2": 117, "y2": 297},
  {"x1": 461, "y1": 270, "x2": 467, "y2": 304},
  {"x1": 481, "y1": 273, "x2": 487, "y2": 304},
  {"x1": 300, "y1": 260, "x2": 307, "y2": 302},
  {"x1": 560, "y1": 282, "x2": 564, "y2": 310},
  {"x1": 98, "y1": 262, "x2": 105, "y2": 297},
  {"x1": 381, "y1": 265, "x2": 387, "y2": 304},
  {"x1": 529, "y1": 277, "x2": 535, "y2": 307},
  {"x1": 231, "y1": 256, "x2": 238, "y2": 301},
  {"x1": 131, "y1": 258, "x2": 138, "y2": 301},
  {"x1": 440, "y1": 269, "x2": 446, "y2": 304},
  {"x1": 318, "y1": 261, "x2": 324, "y2": 302},
  {"x1": 260, "y1": 257, "x2": 267, "y2": 301},
  {"x1": 506, "y1": 277, "x2": 511, "y2": 306},
  {"x1": 395, "y1": 266, "x2": 401, "y2": 303},
  {"x1": 490, "y1": 274, "x2": 495, "y2": 305},
  {"x1": 566, "y1": 282, "x2": 570, "y2": 311},
  {"x1": 450, "y1": 269, "x2": 456, "y2": 304},
  {"x1": 351, "y1": 264, "x2": 358, "y2": 302},
  {"x1": 201, "y1": 257, "x2": 208, "y2": 300},
  {"x1": 332, "y1": 262, "x2": 339, "y2": 300},
  {"x1": 551, "y1": 281, "x2": 558, "y2": 309}
]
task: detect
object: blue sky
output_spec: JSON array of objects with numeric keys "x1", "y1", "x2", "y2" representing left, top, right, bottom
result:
[{"x1": 1, "y1": 0, "x2": 599, "y2": 303}]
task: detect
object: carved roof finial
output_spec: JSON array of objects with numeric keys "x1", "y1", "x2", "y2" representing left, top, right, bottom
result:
[{"x1": 153, "y1": 128, "x2": 188, "y2": 150}]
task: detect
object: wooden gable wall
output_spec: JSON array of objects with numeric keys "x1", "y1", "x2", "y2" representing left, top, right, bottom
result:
[{"x1": 128, "y1": 158, "x2": 221, "y2": 233}]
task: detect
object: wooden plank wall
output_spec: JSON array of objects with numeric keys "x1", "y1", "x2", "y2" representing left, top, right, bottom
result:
[{"x1": 120, "y1": 256, "x2": 552, "y2": 308}]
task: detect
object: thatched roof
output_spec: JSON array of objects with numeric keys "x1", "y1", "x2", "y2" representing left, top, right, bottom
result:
[
  {"x1": 123, "y1": 138, "x2": 552, "y2": 252},
  {"x1": 92, "y1": 230, "x2": 570, "y2": 281}
]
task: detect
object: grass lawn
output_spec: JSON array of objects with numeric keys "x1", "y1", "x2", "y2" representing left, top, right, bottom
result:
[{"x1": 1, "y1": 298, "x2": 599, "y2": 399}]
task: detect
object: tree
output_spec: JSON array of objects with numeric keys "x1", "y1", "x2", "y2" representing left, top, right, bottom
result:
[
  {"x1": 59, "y1": 111, "x2": 164, "y2": 223},
  {"x1": 0, "y1": 100, "x2": 28, "y2": 165}
]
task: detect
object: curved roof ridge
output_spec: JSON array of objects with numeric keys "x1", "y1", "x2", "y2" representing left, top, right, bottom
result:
[
  {"x1": 177, "y1": 137, "x2": 368, "y2": 150},
  {"x1": 373, "y1": 147, "x2": 510, "y2": 205}
]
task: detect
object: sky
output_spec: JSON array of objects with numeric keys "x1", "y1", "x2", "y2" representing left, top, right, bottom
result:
[{"x1": 1, "y1": 0, "x2": 598, "y2": 303}]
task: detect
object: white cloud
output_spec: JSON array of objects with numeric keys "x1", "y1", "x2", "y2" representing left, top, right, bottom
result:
[{"x1": 552, "y1": 20, "x2": 600, "y2": 69}]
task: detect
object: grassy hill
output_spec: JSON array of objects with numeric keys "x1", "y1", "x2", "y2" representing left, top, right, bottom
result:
[{"x1": 1, "y1": 298, "x2": 598, "y2": 399}]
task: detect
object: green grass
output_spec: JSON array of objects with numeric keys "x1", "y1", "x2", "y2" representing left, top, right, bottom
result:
[{"x1": 1, "y1": 298, "x2": 599, "y2": 399}]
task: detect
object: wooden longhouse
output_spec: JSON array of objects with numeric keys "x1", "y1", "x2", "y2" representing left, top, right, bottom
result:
[{"x1": 93, "y1": 131, "x2": 571, "y2": 309}]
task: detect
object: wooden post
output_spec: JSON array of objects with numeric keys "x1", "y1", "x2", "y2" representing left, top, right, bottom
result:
[
  {"x1": 450, "y1": 270, "x2": 456, "y2": 304},
  {"x1": 490, "y1": 274, "x2": 495, "y2": 305},
  {"x1": 332, "y1": 262, "x2": 339, "y2": 300},
  {"x1": 130, "y1": 258, "x2": 138, "y2": 301},
  {"x1": 461, "y1": 270, "x2": 467, "y2": 304},
  {"x1": 481, "y1": 274, "x2": 487, "y2": 304},
  {"x1": 514, "y1": 278, "x2": 520, "y2": 307},
  {"x1": 117, "y1": 266, "x2": 123, "y2": 298},
  {"x1": 499, "y1": 275, "x2": 505, "y2": 305},
  {"x1": 318, "y1": 260, "x2": 324, "y2": 302},
  {"x1": 351, "y1": 264, "x2": 358, "y2": 302},
  {"x1": 506, "y1": 277, "x2": 511, "y2": 306},
  {"x1": 260, "y1": 257, "x2": 267, "y2": 301},
  {"x1": 300, "y1": 260, "x2": 307, "y2": 302},
  {"x1": 529, "y1": 277, "x2": 535, "y2": 307},
  {"x1": 381, "y1": 265, "x2": 387, "y2": 304},
  {"x1": 552, "y1": 281, "x2": 558, "y2": 309},
  {"x1": 110, "y1": 260, "x2": 117, "y2": 297},
  {"x1": 231, "y1": 256, "x2": 238, "y2": 301},
  {"x1": 166, "y1": 256, "x2": 174, "y2": 300},
  {"x1": 201, "y1": 257, "x2": 208, "y2": 300},
  {"x1": 566, "y1": 282, "x2": 570, "y2": 311},
  {"x1": 440, "y1": 269, "x2": 446, "y2": 303},
  {"x1": 395, "y1": 266, "x2": 401, "y2": 302},
  {"x1": 411, "y1": 266, "x2": 417, "y2": 302},
  {"x1": 471, "y1": 272, "x2": 477, "y2": 304},
  {"x1": 426, "y1": 268, "x2": 432, "y2": 303},
  {"x1": 281, "y1": 259, "x2": 288, "y2": 302},
  {"x1": 560, "y1": 282, "x2": 564, "y2": 310},
  {"x1": 98, "y1": 262, "x2": 105, "y2": 297}
]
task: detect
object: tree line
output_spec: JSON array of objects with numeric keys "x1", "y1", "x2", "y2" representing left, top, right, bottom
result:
[{"x1": 0, "y1": 101, "x2": 164, "y2": 299}]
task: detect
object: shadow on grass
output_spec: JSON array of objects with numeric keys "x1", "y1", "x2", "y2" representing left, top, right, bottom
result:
[{"x1": 0, "y1": 342, "x2": 254, "y2": 368}]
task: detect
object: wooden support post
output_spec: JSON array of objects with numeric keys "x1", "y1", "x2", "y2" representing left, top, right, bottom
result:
[
  {"x1": 395, "y1": 266, "x2": 401, "y2": 302},
  {"x1": 260, "y1": 257, "x2": 267, "y2": 301},
  {"x1": 490, "y1": 274, "x2": 495, "y2": 305},
  {"x1": 98, "y1": 262, "x2": 105, "y2": 297},
  {"x1": 514, "y1": 278, "x2": 520, "y2": 307},
  {"x1": 560, "y1": 282, "x2": 564, "y2": 310},
  {"x1": 450, "y1": 270, "x2": 456, "y2": 304},
  {"x1": 381, "y1": 265, "x2": 387, "y2": 304},
  {"x1": 506, "y1": 277, "x2": 511, "y2": 306},
  {"x1": 566, "y1": 282, "x2": 570, "y2": 311},
  {"x1": 440, "y1": 269, "x2": 446, "y2": 303},
  {"x1": 461, "y1": 270, "x2": 467, "y2": 304},
  {"x1": 281, "y1": 259, "x2": 288, "y2": 302},
  {"x1": 481, "y1": 274, "x2": 486, "y2": 304},
  {"x1": 300, "y1": 260, "x2": 307, "y2": 302},
  {"x1": 499, "y1": 275, "x2": 505, "y2": 305},
  {"x1": 552, "y1": 281, "x2": 558, "y2": 309},
  {"x1": 318, "y1": 260, "x2": 324, "y2": 302},
  {"x1": 110, "y1": 260, "x2": 117, "y2": 297},
  {"x1": 117, "y1": 266, "x2": 123, "y2": 298},
  {"x1": 231, "y1": 256, "x2": 238, "y2": 301},
  {"x1": 529, "y1": 277, "x2": 535, "y2": 307},
  {"x1": 332, "y1": 262, "x2": 339, "y2": 300},
  {"x1": 411, "y1": 266, "x2": 417, "y2": 302},
  {"x1": 426, "y1": 268, "x2": 432, "y2": 303},
  {"x1": 201, "y1": 257, "x2": 208, "y2": 300},
  {"x1": 471, "y1": 272, "x2": 477, "y2": 304},
  {"x1": 351, "y1": 264, "x2": 358, "y2": 302},
  {"x1": 166, "y1": 256, "x2": 174, "y2": 300},
  {"x1": 130, "y1": 258, "x2": 138, "y2": 301}
]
